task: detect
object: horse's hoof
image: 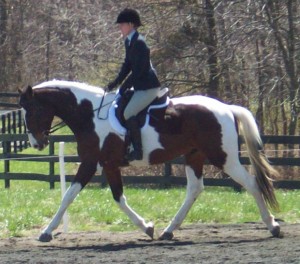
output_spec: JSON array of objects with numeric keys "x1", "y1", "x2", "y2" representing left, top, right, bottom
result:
[
  {"x1": 38, "y1": 233, "x2": 53, "y2": 242},
  {"x1": 146, "y1": 225, "x2": 154, "y2": 239},
  {"x1": 271, "y1": 225, "x2": 282, "y2": 238},
  {"x1": 158, "y1": 232, "x2": 174, "y2": 240}
]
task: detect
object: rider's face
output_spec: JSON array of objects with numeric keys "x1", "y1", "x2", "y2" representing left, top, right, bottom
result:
[{"x1": 118, "y1": 23, "x2": 135, "y2": 38}]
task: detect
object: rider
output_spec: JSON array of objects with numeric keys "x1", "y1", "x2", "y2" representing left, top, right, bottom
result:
[{"x1": 107, "y1": 8, "x2": 161, "y2": 162}]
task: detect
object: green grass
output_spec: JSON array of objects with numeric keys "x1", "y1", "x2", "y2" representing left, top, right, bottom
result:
[
  {"x1": 0, "y1": 127, "x2": 299, "y2": 238},
  {"x1": 0, "y1": 180, "x2": 299, "y2": 238}
]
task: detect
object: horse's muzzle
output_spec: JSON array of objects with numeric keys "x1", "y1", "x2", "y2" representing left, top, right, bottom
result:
[
  {"x1": 33, "y1": 141, "x2": 49, "y2": 151},
  {"x1": 28, "y1": 133, "x2": 49, "y2": 151}
]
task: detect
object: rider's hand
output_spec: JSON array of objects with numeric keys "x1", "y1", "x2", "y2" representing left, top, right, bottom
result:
[
  {"x1": 119, "y1": 86, "x2": 127, "y2": 96},
  {"x1": 106, "y1": 80, "x2": 117, "y2": 91}
]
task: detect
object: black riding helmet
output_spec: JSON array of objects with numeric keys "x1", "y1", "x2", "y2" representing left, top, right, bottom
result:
[{"x1": 116, "y1": 8, "x2": 142, "y2": 27}]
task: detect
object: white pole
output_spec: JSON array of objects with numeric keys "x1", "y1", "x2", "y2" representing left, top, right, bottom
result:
[{"x1": 59, "y1": 142, "x2": 69, "y2": 233}]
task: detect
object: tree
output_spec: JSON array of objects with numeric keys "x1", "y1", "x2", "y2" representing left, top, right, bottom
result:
[
  {"x1": 263, "y1": 0, "x2": 299, "y2": 135},
  {"x1": 0, "y1": 0, "x2": 7, "y2": 89},
  {"x1": 0, "y1": 0, "x2": 299, "y2": 136}
]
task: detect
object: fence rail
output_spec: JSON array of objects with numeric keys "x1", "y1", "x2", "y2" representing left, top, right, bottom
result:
[
  {"x1": 0, "y1": 92, "x2": 19, "y2": 109},
  {"x1": 0, "y1": 133, "x2": 299, "y2": 190},
  {"x1": 1, "y1": 109, "x2": 28, "y2": 153}
]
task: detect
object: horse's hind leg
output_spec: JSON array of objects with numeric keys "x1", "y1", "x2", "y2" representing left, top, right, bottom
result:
[
  {"x1": 159, "y1": 156, "x2": 204, "y2": 240},
  {"x1": 223, "y1": 159, "x2": 279, "y2": 235}
]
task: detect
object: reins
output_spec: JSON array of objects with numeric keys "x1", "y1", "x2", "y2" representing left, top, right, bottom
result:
[
  {"x1": 48, "y1": 121, "x2": 66, "y2": 134},
  {"x1": 97, "y1": 89, "x2": 115, "y2": 120}
]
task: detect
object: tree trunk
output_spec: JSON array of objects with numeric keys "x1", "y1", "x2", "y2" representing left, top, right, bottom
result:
[
  {"x1": 0, "y1": 0, "x2": 7, "y2": 90},
  {"x1": 264, "y1": 0, "x2": 299, "y2": 135},
  {"x1": 255, "y1": 39, "x2": 264, "y2": 133},
  {"x1": 45, "y1": 7, "x2": 52, "y2": 81},
  {"x1": 203, "y1": 0, "x2": 219, "y2": 99}
]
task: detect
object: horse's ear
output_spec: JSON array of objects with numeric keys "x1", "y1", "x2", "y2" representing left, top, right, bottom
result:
[
  {"x1": 25, "y1": 85, "x2": 34, "y2": 99},
  {"x1": 19, "y1": 85, "x2": 34, "y2": 103},
  {"x1": 18, "y1": 85, "x2": 33, "y2": 96},
  {"x1": 26, "y1": 85, "x2": 33, "y2": 94}
]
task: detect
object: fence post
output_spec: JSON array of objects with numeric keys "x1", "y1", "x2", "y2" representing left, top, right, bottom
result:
[
  {"x1": 164, "y1": 162, "x2": 172, "y2": 188},
  {"x1": 100, "y1": 170, "x2": 107, "y2": 188},
  {"x1": 3, "y1": 140, "x2": 10, "y2": 188},
  {"x1": 59, "y1": 142, "x2": 69, "y2": 233},
  {"x1": 1, "y1": 114, "x2": 9, "y2": 188},
  {"x1": 17, "y1": 110, "x2": 24, "y2": 151},
  {"x1": 12, "y1": 111, "x2": 17, "y2": 153},
  {"x1": 7, "y1": 112, "x2": 11, "y2": 134},
  {"x1": 49, "y1": 139, "x2": 55, "y2": 189},
  {"x1": 1, "y1": 114, "x2": 6, "y2": 133}
]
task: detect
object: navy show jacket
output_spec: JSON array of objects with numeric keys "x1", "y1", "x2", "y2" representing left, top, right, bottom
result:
[{"x1": 113, "y1": 31, "x2": 161, "y2": 91}]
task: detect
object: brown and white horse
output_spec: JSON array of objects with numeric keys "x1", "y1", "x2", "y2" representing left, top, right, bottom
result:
[{"x1": 19, "y1": 80, "x2": 280, "y2": 242}]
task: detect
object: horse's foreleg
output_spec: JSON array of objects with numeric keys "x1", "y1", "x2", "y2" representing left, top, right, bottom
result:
[
  {"x1": 159, "y1": 165, "x2": 204, "y2": 240},
  {"x1": 104, "y1": 166, "x2": 154, "y2": 239},
  {"x1": 39, "y1": 161, "x2": 97, "y2": 242},
  {"x1": 119, "y1": 195, "x2": 154, "y2": 238},
  {"x1": 39, "y1": 182, "x2": 82, "y2": 242}
]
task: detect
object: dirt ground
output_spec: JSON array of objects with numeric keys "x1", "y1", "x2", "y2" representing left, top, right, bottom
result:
[{"x1": 0, "y1": 222, "x2": 299, "y2": 264}]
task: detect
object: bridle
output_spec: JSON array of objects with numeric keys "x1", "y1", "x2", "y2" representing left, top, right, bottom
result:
[{"x1": 47, "y1": 121, "x2": 67, "y2": 134}]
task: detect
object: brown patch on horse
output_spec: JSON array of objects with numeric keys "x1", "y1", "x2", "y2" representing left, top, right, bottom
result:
[
  {"x1": 99, "y1": 133, "x2": 127, "y2": 167},
  {"x1": 149, "y1": 104, "x2": 227, "y2": 168},
  {"x1": 99, "y1": 133, "x2": 127, "y2": 201},
  {"x1": 184, "y1": 150, "x2": 206, "y2": 179}
]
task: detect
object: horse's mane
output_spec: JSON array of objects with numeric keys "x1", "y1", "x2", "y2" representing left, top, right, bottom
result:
[{"x1": 33, "y1": 80, "x2": 105, "y2": 95}]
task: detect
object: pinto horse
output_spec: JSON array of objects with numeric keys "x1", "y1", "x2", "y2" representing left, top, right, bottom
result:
[{"x1": 18, "y1": 80, "x2": 281, "y2": 242}]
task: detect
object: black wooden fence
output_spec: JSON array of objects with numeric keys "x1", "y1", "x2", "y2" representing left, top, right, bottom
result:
[
  {"x1": 0, "y1": 92, "x2": 19, "y2": 109},
  {"x1": 1, "y1": 109, "x2": 28, "y2": 152},
  {"x1": 0, "y1": 93, "x2": 28, "y2": 152},
  {"x1": 0, "y1": 133, "x2": 299, "y2": 190}
]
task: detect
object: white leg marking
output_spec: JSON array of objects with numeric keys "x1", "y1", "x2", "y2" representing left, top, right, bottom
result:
[
  {"x1": 22, "y1": 109, "x2": 38, "y2": 147},
  {"x1": 28, "y1": 133, "x2": 38, "y2": 147},
  {"x1": 117, "y1": 195, "x2": 152, "y2": 233},
  {"x1": 42, "y1": 182, "x2": 82, "y2": 235},
  {"x1": 224, "y1": 161, "x2": 279, "y2": 232},
  {"x1": 96, "y1": 164, "x2": 103, "y2": 175},
  {"x1": 163, "y1": 166, "x2": 204, "y2": 234}
]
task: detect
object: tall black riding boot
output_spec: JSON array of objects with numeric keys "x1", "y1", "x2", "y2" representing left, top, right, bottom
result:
[{"x1": 125, "y1": 116, "x2": 143, "y2": 161}]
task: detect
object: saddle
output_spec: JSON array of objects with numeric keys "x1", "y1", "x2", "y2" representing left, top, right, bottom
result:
[{"x1": 109, "y1": 88, "x2": 170, "y2": 135}]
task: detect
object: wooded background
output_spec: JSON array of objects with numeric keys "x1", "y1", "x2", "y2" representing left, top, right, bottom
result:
[{"x1": 0, "y1": 0, "x2": 299, "y2": 135}]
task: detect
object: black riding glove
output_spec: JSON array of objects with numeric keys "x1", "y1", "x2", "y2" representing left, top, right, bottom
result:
[
  {"x1": 106, "y1": 80, "x2": 118, "y2": 91},
  {"x1": 119, "y1": 86, "x2": 127, "y2": 96}
]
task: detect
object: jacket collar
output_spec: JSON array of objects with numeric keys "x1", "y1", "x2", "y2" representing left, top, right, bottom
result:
[{"x1": 127, "y1": 31, "x2": 139, "y2": 47}]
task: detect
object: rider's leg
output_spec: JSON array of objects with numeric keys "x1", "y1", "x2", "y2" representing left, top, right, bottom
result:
[
  {"x1": 125, "y1": 116, "x2": 143, "y2": 161},
  {"x1": 124, "y1": 87, "x2": 160, "y2": 161}
]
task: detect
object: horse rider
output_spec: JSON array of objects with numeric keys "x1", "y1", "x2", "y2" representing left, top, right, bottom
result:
[{"x1": 106, "y1": 8, "x2": 161, "y2": 162}]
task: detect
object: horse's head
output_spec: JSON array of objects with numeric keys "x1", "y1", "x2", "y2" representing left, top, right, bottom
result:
[{"x1": 18, "y1": 85, "x2": 55, "y2": 150}]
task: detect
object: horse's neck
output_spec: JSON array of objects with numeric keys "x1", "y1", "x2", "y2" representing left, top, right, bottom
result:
[{"x1": 50, "y1": 89, "x2": 115, "y2": 134}]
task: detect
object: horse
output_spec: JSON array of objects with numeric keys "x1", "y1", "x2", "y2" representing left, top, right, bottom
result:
[{"x1": 18, "y1": 80, "x2": 281, "y2": 242}]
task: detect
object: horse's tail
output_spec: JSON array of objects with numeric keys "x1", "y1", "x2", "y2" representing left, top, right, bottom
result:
[{"x1": 229, "y1": 105, "x2": 279, "y2": 211}]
